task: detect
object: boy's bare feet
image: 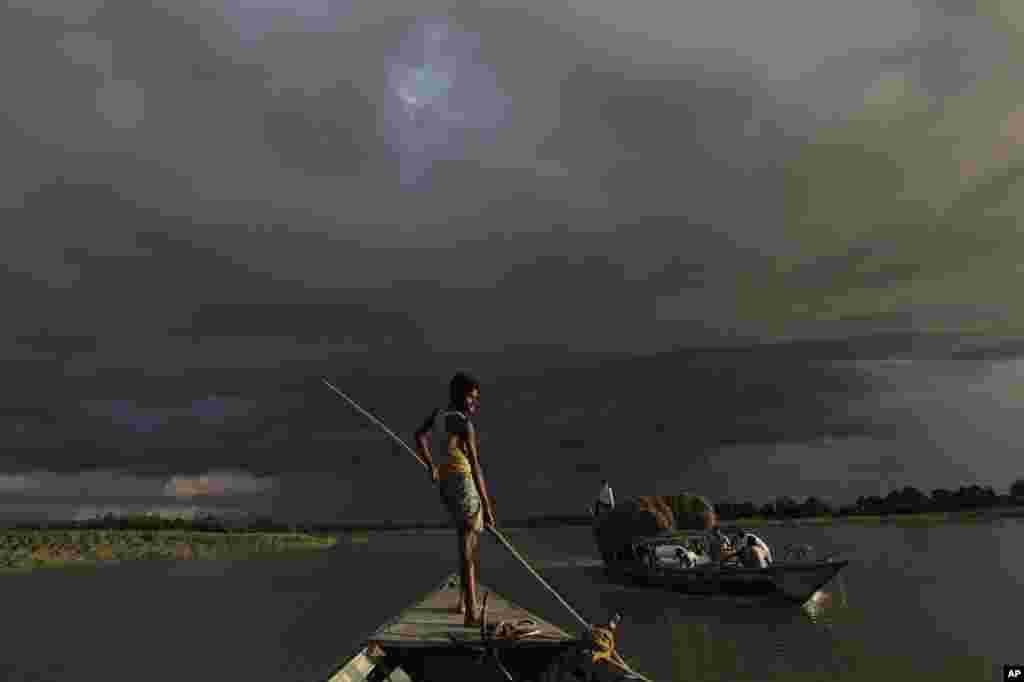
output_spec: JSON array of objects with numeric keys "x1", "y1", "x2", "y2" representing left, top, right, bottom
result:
[
  {"x1": 463, "y1": 609, "x2": 483, "y2": 628},
  {"x1": 456, "y1": 596, "x2": 480, "y2": 614}
]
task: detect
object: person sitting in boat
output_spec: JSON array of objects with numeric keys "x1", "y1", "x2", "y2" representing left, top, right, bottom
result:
[
  {"x1": 703, "y1": 510, "x2": 740, "y2": 565},
  {"x1": 635, "y1": 544, "x2": 654, "y2": 568},
  {"x1": 739, "y1": 534, "x2": 772, "y2": 568},
  {"x1": 594, "y1": 480, "x2": 616, "y2": 516},
  {"x1": 414, "y1": 372, "x2": 496, "y2": 627},
  {"x1": 741, "y1": 532, "x2": 773, "y2": 564}
]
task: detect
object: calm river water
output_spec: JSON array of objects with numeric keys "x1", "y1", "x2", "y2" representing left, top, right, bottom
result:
[{"x1": 0, "y1": 521, "x2": 1019, "y2": 681}]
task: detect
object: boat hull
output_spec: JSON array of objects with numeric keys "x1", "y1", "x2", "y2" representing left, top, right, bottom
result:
[
  {"x1": 602, "y1": 558, "x2": 848, "y2": 603},
  {"x1": 327, "y1": 573, "x2": 643, "y2": 682},
  {"x1": 590, "y1": 515, "x2": 847, "y2": 604}
]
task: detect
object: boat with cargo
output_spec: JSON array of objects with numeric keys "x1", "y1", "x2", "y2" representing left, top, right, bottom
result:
[
  {"x1": 589, "y1": 493, "x2": 846, "y2": 604},
  {"x1": 598, "y1": 529, "x2": 847, "y2": 603}
]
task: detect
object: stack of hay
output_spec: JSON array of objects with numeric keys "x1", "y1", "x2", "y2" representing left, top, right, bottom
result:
[{"x1": 594, "y1": 493, "x2": 715, "y2": 562}]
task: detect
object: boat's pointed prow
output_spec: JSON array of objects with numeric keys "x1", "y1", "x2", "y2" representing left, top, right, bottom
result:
[
  {"x1": 327, "y1": 644, "x2": 400, "y2": 682},
  {"x1": 326, "y1": 573, "x2": 646, "y2": 681},
  {"x1": 773, "y1": 559, "x2": 849, "y2": 603}
]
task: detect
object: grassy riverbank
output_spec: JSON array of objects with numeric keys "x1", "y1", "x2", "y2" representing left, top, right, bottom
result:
[{"x1": 0, "y1": 530, "x2": 336, "y2": 573}]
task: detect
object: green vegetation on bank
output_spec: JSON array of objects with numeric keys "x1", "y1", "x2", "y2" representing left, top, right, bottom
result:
[
  {"x1": 2, "y1": 512, "x2": 316, "y2": 534},
  {"x1": 713, "y1": 480, "x2": 1024, "y2": 522},
  {"x1": 0, "y1": 514, "x2": 336, "y2": 572},
  {"x1": 729, "y1": 507, "x2": 1024, "y2": 529},
  {"x1": 0, "y1": 530, "x2": 335, "y2": 572}
]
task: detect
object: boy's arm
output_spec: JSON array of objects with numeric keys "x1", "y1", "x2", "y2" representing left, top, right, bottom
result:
[{"x1": 414, "y1": 410, "x2": 439, "y2": 481}]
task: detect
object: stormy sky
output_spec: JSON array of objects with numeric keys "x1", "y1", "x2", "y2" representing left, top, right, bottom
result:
[{"x1": 2, "y1": 0, "x2": 1023, "y2": 523}]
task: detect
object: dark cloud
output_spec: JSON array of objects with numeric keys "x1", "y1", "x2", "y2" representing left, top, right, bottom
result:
[
  {"x1": 172, "y1": 302, "x2": 423, "y2": 346},
  {"x1": 1, "y1": 0, "x2": 1021, "y2": 519},
  {"x1": 14, "y1": 329, "x2": 98, "y2": 361},
  {"x1": 262, "y1": 109, "x2": 371, "y2": 177},
  {"x1": 1, "y1": 333, "x2": 1021, "y2": 518}
]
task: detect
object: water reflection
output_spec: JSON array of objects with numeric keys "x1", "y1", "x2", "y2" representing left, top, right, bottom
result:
[
  {"x1": 0, "y1": 523, "x2": 1016, "y2": 681},
  {"x1": 801, "y1": 575, "x2": 850, "y2": 625},
  {"x1": 664, "y1": 600, "x2": 843, "y2": 681},
  {"x1": 512, "y1": 561, "x2": 849, "y2": 680},
  {"x1": 508, "y1": 524, "x2": 1014, "y2": 681}
]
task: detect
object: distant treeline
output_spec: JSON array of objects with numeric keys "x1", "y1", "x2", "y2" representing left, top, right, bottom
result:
[{"x1": 715, "y1": 480, "x2": 1024, "y2": 520}]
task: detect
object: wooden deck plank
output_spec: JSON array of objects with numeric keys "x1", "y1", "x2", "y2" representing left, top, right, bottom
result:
[{"x1": 367, "y1": 574, "x2": 576, "y2": 648}]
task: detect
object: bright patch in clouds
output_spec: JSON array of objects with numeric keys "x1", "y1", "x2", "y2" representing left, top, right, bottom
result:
[
  {"x1": 0, "y1": 470, "x2": 272, "y2": 521},
  {"x1": 385, "y1": 18, "x2": 509, "y2": 186},
  {"x1": 398, "y1": 64, "x2": 454, "y2": 117},
  {"x1": 0, "y1": 474, "x2": 40, "y2": 492},
  {"x1": 164, "y1": 471, "x2": 276, "y2": 499}
]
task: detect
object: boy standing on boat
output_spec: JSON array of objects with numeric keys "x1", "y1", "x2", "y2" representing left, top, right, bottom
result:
[{"x1": 413, "y1": 372, "x2": 496, "y2": 626}]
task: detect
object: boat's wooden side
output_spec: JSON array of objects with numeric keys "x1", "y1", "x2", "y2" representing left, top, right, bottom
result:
[
  {"x1": 593, "y1": 524, "x2": 848, "y2": 603},
  {"x1": 368, "y1": 573, "x2": 576, "y2": 649},
  {"x1": 328, "y1": 645, "x2": 408, "y2": 682},
  {"x1": 326, "y1": 573, "x2": 641, "y2": 682},
  {"x1": 603, "y1": 559, "x2": 848, "y2": 603}
]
